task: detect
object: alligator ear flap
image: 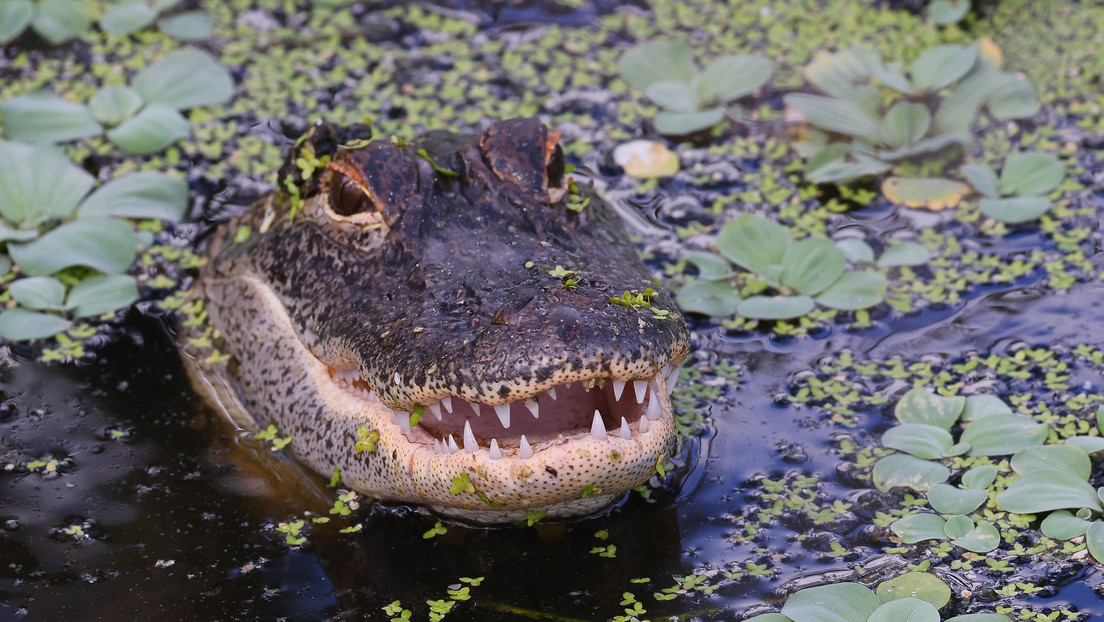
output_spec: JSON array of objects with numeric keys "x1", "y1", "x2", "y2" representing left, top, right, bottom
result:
[
  {"x1": 323, "y1": 150, "x2": 392, "y2": 227},
  {"x1": 479, "y1": 118, "x2": 568, "y2": 204}
]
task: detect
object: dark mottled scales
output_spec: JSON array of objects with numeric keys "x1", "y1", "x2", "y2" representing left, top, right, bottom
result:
[{"x1": 196, "y1": 119, "x2": 689, "y2": 522}]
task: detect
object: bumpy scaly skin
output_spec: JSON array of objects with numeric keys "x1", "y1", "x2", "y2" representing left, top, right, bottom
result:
[{"x1": 194, "y1": 119, "x2": 690, "y2": 522}]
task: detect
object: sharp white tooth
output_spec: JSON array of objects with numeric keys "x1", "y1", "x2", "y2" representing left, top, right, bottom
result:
[
  {"x1": 519, "y1": 435, "x2": 533, "y2": 459},
  {"x1": 639, "y1": 416, "x2": 650, "y2": 433},
  {"x1": 463, "y1": 420, "x2": 477, "y2": 453},
  {"x1": 612, "y1": 379, "x2": 627, "y2": 400},
  {"x1": 489, "y1": 438, "x2": 502, "y2": 460},
  {"x1": 666, "y1": 367, "x2": 679, "y2": 392},
  {"x1": 619, "y1": 417, "x2": 631, "y2": 440},
  {"x1": 547, "y1": 386, "x2": 557, "y2": 400},
  {"x1": 448, "y1": 435, "x2": 459, "y2": 453},
  {"x1": 393, "y1": 372, "x2": 401, "y2": 385},
  {"x1": 494, "y1": 403, "x2": 511, "y2": 429},
  {"x1": 525, "y1": 397, "x2": 539, "y2": 419},
  {"x1": 441, "y1": 396, "x2": 453, "y2": 412},
  {"x1": 646, "y1": 395, "x2": 662, "y2": 420},
  {"x1": 428, "y1": 402, "x2": 442, "y2": 420},
  {"x1": 633, "y1": 380, "x2": 648, "y2": 403},
  {"x1": 591, "y1": 410, "x2": 607, "y2": 441}
]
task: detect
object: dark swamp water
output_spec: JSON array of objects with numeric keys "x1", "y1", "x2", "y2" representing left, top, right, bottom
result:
[{"x1": 3, "y1": 0, "x2": 1104, "y2": 620}]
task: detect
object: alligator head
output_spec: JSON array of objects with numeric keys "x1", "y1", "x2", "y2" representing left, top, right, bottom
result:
[{"x1": 194, "y1": 118, "x2": 690, "y2": 522}]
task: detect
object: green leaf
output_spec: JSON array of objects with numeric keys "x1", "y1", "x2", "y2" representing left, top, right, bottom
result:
[
  {"x1": 0, "y1": 0, "x2": 33, "y2": 44},
  {"x1": 31, "y1": 0, "x2": 90, "y2": 43},
  {"x1": 1085, "y1": 521, "x2": 1104, "y2": 564},
  {"x1": 617, "y1": 40, "x2": 697, "y2": 91},
  {"x1": 927, "y1": 483, "x2": 988, "y2": 515},
  {"x1": 0, "y1": 222, "x2": 38, "y2": 243},
  {"x1": 979, "y1": 196, "x2": 1052, "y2": 224},
  {"x1": 891, "y1": 514, "x2": 948, "y2": 543},
  {"x1": 78, "y1": 171, "x2": 188, "y2": 221},
  {"x1": 895, "y1": 389, "x2": 964, "y2": 428},
  {"x1": 0, "y1": 141, "x2": 94, "y2": 226},
  {"x1": 835, "y1": 239, "x2": 874, "y2": 264},
  {"x1": 0, "y1": 92, "x2": 102, "y2": 144},
  {"x1": 996, "y1": 470, "x2": 1103, "y2": 514},
  {"x1": 8, "y1": 217, "x2": 137, "y2": 276},
  {"x1": 910, "y1": 44, "x2": 978, "y2": 92},
  {"x1": 106, "y1": 104, "x2": 190, "y2": 154},
  {"x1": 950, "y1": 521, "x2": 1000, "y2": 553},
  {"x1": 99, "y1": 1, "x2": 158, "y2": 34},
  {"x1": 87, "y1": 86, "x2": 145, "y2": 126},
  {"x1": 0, "y1": 308, "x2": 71, "y2": 341},
  {"x1": 879, "y1": 101, "x2": 931, "y2": 148},
  {"x1": 654, "y1": 108, "x2": 724, "y2": 135},
  {"x1": 814, "y1": 271, "x2": 886, "y2": 310},
  {"x1": 961, "y1": 395, "x2": 1011, "y2": 421},
  {"x1": 928, "y1": 0, "x2": 970, "y2": 25},
  {"x1": 875, "y1": 572, "x2": 950, "y2": 607},
  {"x1": 132, "y1": 50, "x2": 234, "y2": 110},
  {"x1": 882, "y1": 176, "x2": 970, "y2": 209},
  {"x1": 876, "y1": 241, "x2": 930, "y2": 268},
  {"x1": 987, "y1": 79, "x2": 1038, "y2": 120},
  {"x1": 716, "y1": 213, "x2": 791, "y2": 275},
  {"x1": 1011, "y1": 445, "x2": 1091, "y2": 479},
  {"x1": 644, "y1": 80, "x2": 699, "y2": 112},
  {"x1": 697, "y1": 54, "x2": 772, "y2": 104},
  {"x1": 943, "y1": 514, "x2": 973, "y2": 539},
  {"x1": 945, "y1": 616, "x2": 1012, "y2": 622},
  {"x1": 876, "y1": 132, "x2": 970, "y2": 161},
  {"x1": 999, "y1": 151, "x2": 1064, "y2": 196},
  {"x1": 960, "y1": 414, "x2": 1047, "y2": 456},
  {"x1": 743, "y1": 615, "x2": 791, "y2": 622},
  {"x1": 682, "y1": 251, "x2": 733, "y2": 280},
  {"x1": 9, "y1": 276, "x2": 67, "y2": 310},
  {"x1": 882, "y1": 423, "x2": 955, "y2": 459},
  {"x1": 157, "y1": 10, "x2": 214, "y2": 40},
  {"x1": 785, "y1": 93, "x2": 882, "y2": 143},
  {"x1": 780, "y1": 583, "x2": 881, "y2": 622},
  {"x1": 806, "y1": 157, "x2": 892, "y2": 184},
  {"x1": 934, "y1": 68, "x2": 1010, "y2": 133},
  {"x1": 66, "y1": 274, "x2": 139, "y2": 317},
  {"x1": 780, "y1": 238, "x2": 845, "y2": 296},
  {"x1": 1039, "y1": 510, "x2": 1092, "y2": 540},
  {"x1": 873, "y1": 454, "x2": 950, "y2": 492},
  {"x1": 1064, "y1": 436, "x2": 1104, "y2": 455},
  {"x1": 737, "y1": 295, "x2": 815, "y2": 320},
  {"x1": 675, "y1": 280, "x2": 741, "y2": 317},
  {"x1": 961, "y1": 164, "x2": 1000, "y2": 198},
  {"x1": 802, "y1": 47, "x2": 886, "y2": 113},
  {"x1": 868, "y1": 599, "x2": 939, "y2": 622},
  {"x1": 961, "y1": 464, "x2": 997, "y2": 490}
]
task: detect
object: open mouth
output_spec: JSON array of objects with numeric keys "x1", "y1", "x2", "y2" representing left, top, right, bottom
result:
[{"x1": 329, "y1": 368, "x2": 679, "y2": 460}]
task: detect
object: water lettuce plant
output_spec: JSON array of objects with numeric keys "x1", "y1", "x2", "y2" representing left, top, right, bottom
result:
[
  {"x1": 962, "y1": 151, "x2": 1065, "y2": 224},
  {"x1": 101, "y1": 0, "x2": 214, "y2": 41},
  {"x1": 0, "y1": 0, "x2": 91, "y2": 45},
  {"x1": 873, "y1": 389, "x2": 1046, "y2": 493},
  {"x1": 618, "y1": 40, "x2": 773, "y2": 135},
  {"x1": 928, "y1": 0, "x2": 970, "y2": 26},
  {"x1": 995, "y1": 410, "x2": 1104, "y2": 563},
  {"x1": 676, "y1": 214, "x2": 888, "y2": 320},
  {"x1": 0, "y1": 141, "x2": 187, "y2": 340},
  {"x1": 1, "y1": 50, "x2": 232, "y2": 155},
  {"x1": 785, "y1": 41, "x2": 1038, "y2": 189},
  {"x1": 745, "y1": 571, "x2": 1008, "y2": 622}
]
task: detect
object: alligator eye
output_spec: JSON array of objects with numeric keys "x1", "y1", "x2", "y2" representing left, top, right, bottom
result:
[
  {"x1": 546, "y1": 143, "x2": 565, "y2": 190},
  {"x1": 328, "y1": 173, "x2": 375, "y2": 216}
]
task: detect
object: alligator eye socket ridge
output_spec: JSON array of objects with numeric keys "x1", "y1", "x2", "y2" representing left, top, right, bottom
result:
[{"x1": 328, "y1": 172, "x2": 375, "y2": 217}]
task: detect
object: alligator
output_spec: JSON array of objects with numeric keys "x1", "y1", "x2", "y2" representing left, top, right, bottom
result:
[{"x1": 189, "y1": 118, "x2": 690, "y2": 523}]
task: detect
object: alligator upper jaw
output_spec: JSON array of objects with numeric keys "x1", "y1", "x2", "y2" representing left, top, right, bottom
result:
[{"x1": 329, "y1": 365, "x2": 680, "y2": 460}]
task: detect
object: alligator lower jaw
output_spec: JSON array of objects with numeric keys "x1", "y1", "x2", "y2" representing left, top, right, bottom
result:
[{"x1": 329, "y1": 367, "x2": 679, "y2": 462}]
